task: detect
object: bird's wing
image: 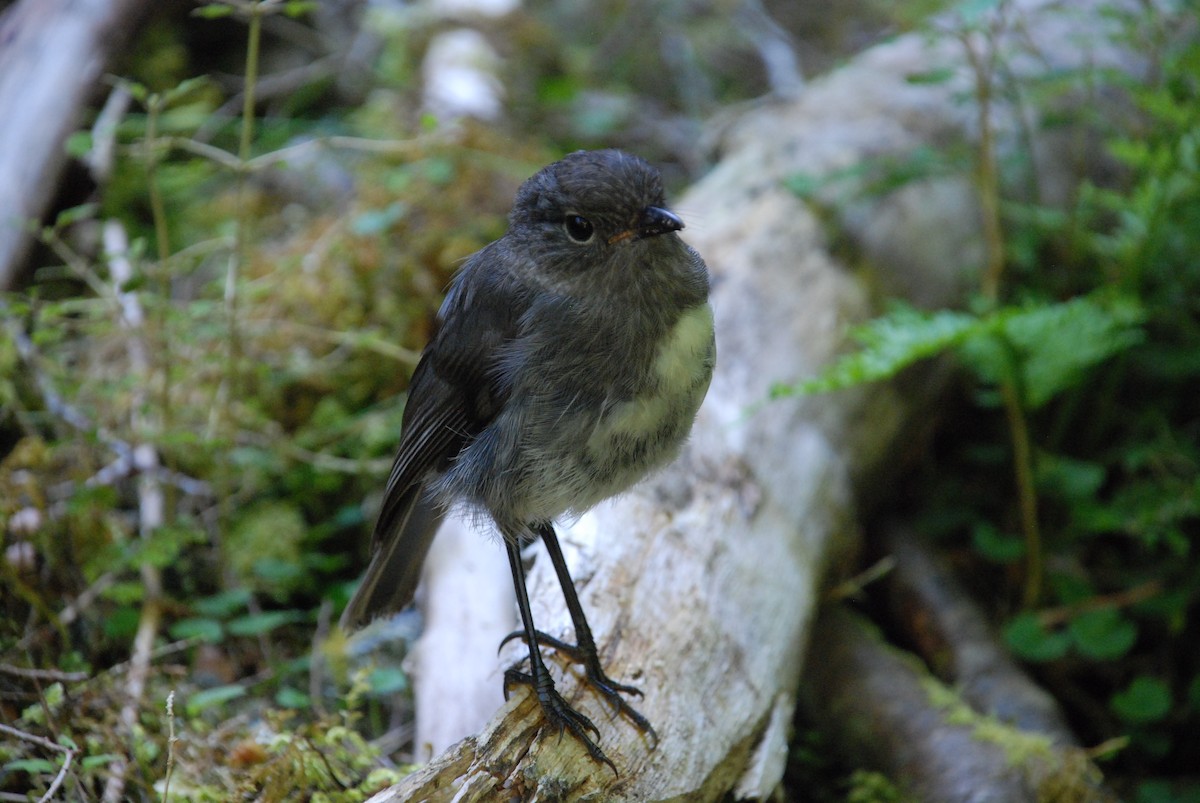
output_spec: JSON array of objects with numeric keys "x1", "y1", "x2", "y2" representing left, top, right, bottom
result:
[{"x1": 341, "y1": 245, "x2": 531, "y2": 626}]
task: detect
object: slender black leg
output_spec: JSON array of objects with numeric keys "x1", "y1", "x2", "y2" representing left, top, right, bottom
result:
[
  {"x1": 502, "y1": 523, "x2": 658, "y2": 745},
  {"x1": 501, "y1": 537, "x2": 616, "y2": 773}
]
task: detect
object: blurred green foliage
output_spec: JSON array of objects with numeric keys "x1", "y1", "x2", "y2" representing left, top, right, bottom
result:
[{"x1": 782, "y1": 0, "x2": 1200, "y2": 796}]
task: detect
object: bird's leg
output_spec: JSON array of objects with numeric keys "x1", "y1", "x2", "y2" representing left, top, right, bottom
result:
[
  {"x1": 501, "y1": 523, "x2": 657, "y2": 745},
  {"x1": 501, "y1": 537, "x2": 616, "y2": 773}
]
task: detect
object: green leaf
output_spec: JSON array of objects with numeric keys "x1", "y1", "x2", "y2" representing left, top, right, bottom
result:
[
  {"x1": 193, "y1": 3, "x2": 234, "y2": 19},
  {"x1": 161, "y1": 76, "x2": 212, "y2": 107},
  {"x1": 1186, "y1": 674, "x2": 1200, "y2": 712},
  {"x1": 54, "y1": 203, "x2": 99, "y2": 229},
  {"x1": 103, "y1": 607, "x2": 141, "y2": 639},
  {"x1": 1111, "y1": 675, "x2": 1172, "y2": 724},
  {"x1": 366, "y1": 667, "x2": 409, "y2": 695},
  {"x1": 4, "y1": 758, "x2": 58, "y2": 774},
  {"x1": 65, "y1": 131, "x2": 94, "y2": 159},
  {"x1": 80, "y1": 753, "x2": 123, "y2": 770},
  {"x1": 1068, "y1": 609, "x2": 1138, "y2": 660},
  {"x1": 103, "y1": 581, "x2": 145, "y2": 606},
  {"x1": 350, "y1": 202, "x2": 408, "y2": 235},
  {"x1": 1134, "y1": 779, "x2": 1200, "y2": 803},
  {"x1": 1003, "y1": 612, "x2": 1070, "y2": 662},
  {"x1": 185, "y1": 684, "x2": 246, "y2": 716},
  {"x1": 226, "y1": 610, "x2": 305, "y2": 636},
  {"x1": 994, "y1": 294, "x2": 1143, "y2": 409},
  {"x1": 283, "y1": 0, "x2": 318, "y2": 17},
  {"x1": 169, "y1": 617, "x2": 224, "y2": 643},
  {"x1": 194, "y1": 588, "x2": 253, "y2": 618},
  {"x1": 905, "y1": 67, "x2": 956, "y2": 85},
  {"x1": 275, "y1": 686, "x2": 310, "y2": 708},
  {"x1": 253, "y1": 557, "x2": 305, "y2": 586},
  {"x1": 1037, "y1": 454, "x2": 1106, "y2": 503},
  {"x1": 955, "y1": 0, "x2": 1004, "y2": 26},
  {"x1": 971, "y1": 521, "x2": 1025, "y2": 563},
  {"x1": 782, "y1": 171, "x2": 825, "y2": 200},
  {"x1": 782, "y1": 304, "x2": 980, "y2": 396}
]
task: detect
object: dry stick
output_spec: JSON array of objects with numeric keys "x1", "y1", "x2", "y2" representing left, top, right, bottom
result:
[
  {"x1": 162, "y1": 691, "x2": 178, "y2": 802},
  {"x1": 0, "y1": 723, "x2": 76, "y2": 803},
  {"x1": 0, "y1": 664, "x2": 89, "y2": 683},
  {"x1": 1036, "y1": 579, "x2": 1164, "y2": 628},
  {"x1": 99, "y1": 221, "x2": 167, "y2": 803},
  {"x1": 83, "y1": 82, "x2": 133, "y2": 184},
  {"x1": 309, "y1": 599, "x2": 333, "y2": 719}
]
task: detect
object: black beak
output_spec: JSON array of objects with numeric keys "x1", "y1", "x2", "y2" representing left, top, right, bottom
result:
[
  {"x1": 637, "y1": 206, "x2": 684, "y2": 238},
  {"x1": 608, "y1": 206, "x2": 685, "y2": 245}
]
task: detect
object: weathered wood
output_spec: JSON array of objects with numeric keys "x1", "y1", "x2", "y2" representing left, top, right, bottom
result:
[
  {"x1": 0, "y1": 0, "x2": 151, "y2": 291},
  {"x1": 880, "y1": 527, "x2": 1080, "y2": 745},
  {"x1": 801, "y1": 605, "x2": 1116, "y2": 803}
]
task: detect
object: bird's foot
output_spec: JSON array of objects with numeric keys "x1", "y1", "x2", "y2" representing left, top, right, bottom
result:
[
  {"x1": 501, "y1": 629, "x2": 658, "y2": 747},
  {"x1": 503, "y1": 667, "x2": 617, "y2": 774}
]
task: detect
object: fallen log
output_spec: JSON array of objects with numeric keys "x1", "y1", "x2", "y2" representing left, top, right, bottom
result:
[
  {"x1": 0, "y1": 0, "x2": 152, "y2": 291},
  {"x1": 800, "y1": 604, "x2": 1116, "y2": 803},
  {"x1": 880, "y1": 526, "x2": 1080, "y2": 744}
]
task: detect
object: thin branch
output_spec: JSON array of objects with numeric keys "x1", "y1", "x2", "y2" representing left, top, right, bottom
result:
[
  {"x1": 0, "y1": 664, "x2": 89, "y2": 683},
  {"x1": 2, "y1": 300, "x2": 211, "y2": 502},
  {"x1": 0, "y1": 723, "x2": 72, "y2": 754},
  {"x1": 54, "y1": 573, "x2": 117, "y2": 628},
  {"x1": 309, "y1": 599, "x2": 333, "y2": 719},
  {"x1": 163, "y1": 132, "x2": 434, "y2": 173},
  {"x1": 99, "y1": 221, "x2": 166, "y2": 803},
  {"x1": 0, "y1": 723, "x2": 76, "y2": 803},
  {"x1": 83, "y1": 82, "x2": 133, "y2": 184},
  {"x1": 39, "y1": 745, "x2": 73, "y2": 803},
  {"x1": 1037, "y1": 579, "x2": 1164, "y2": 628},
  {"x1": 162, "y1": 691, "x2": 178, "y2": 802}
]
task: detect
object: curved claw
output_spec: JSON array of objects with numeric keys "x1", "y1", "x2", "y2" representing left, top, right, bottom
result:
[
  {"x1": 498, "y1": 630, "x2": 657, "y2": 746},
  {"x1": 503, "y1": 667, "x2": 616, "y2": 774}
]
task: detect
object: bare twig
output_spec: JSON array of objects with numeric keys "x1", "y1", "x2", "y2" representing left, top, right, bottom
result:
[
  {"x1": 310, "y1": 599, "x2": 333, "y2": 719},
  {"x1": 0, "y1": 723, "x2": 77, "y2": 803},
  {"x1": 1037, "y1": 579, "x2": 1164, "y2": 628},
  {"x1": 99, "y1": 220, "x2": 166, "y2": 803},
  {"x1": 162, "y1": 132, "x2": 434, "y2": 173},
  {"x1": 98, "y1": 638, "x2": 201, "y2": 679},
  {"x1": 0, "y1": 664, "x2": 89, "y2": 683},
  {"x1": 40, "y1": 746, "x2": 73, "y2": 803},
  {"x1": 1, "y1": 300, "x2": 210, "y2": 502},
  {"x1": 83, "y1": 82, "x2": 133, "y2": 184},
  {"x1": 0, "y1": 723, "x2": 70, "y2": 754},
  {"x1": 162, "y1": 691, "x2": 178, "y2": 802},
  {"x1": 825, "y1": 555, "x2": 896, "y2": 602}
]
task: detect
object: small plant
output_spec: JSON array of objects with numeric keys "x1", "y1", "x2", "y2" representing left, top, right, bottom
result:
[{"x1": 777, "y1": 0, "x2": 1200, "y2": 794}]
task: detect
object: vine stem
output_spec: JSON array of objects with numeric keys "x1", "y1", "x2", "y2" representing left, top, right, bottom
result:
[
  {"x1": 961, "y1": 1, "x2": 1043, "y2": 607},
  {"x1": 1002, "y1": 379, "x2": 1042, "y2": 608}
]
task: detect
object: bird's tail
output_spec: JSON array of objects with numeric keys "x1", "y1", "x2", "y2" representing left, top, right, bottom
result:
[{"x1": 339, "y1": 486, "x2": 445, "y2": 630}]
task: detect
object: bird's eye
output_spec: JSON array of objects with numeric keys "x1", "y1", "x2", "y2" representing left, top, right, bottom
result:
[{"x1": 563, "y1": 214, "x2": 594, "y2": 243}]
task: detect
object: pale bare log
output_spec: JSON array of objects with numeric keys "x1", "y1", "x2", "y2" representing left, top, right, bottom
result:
[
  {"x1": 801, "y1": 605, "x2": 1116, "y2": 803},
  {"x1": 880, "y1": 526, "x2": 1080, "y2": 744},
  {"x1": 0, "y1": 0, "x2": 151, "y2": 290}
]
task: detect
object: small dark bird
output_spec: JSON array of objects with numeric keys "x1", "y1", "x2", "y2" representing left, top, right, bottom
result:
[{"x1": 341, "y1": 149, "x2": 714, "y2": 769}]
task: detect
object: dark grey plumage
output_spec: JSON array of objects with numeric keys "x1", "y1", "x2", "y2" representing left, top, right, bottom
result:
[{"x1": 341, "y1": 149, "x2": 714, "y2": 768}]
